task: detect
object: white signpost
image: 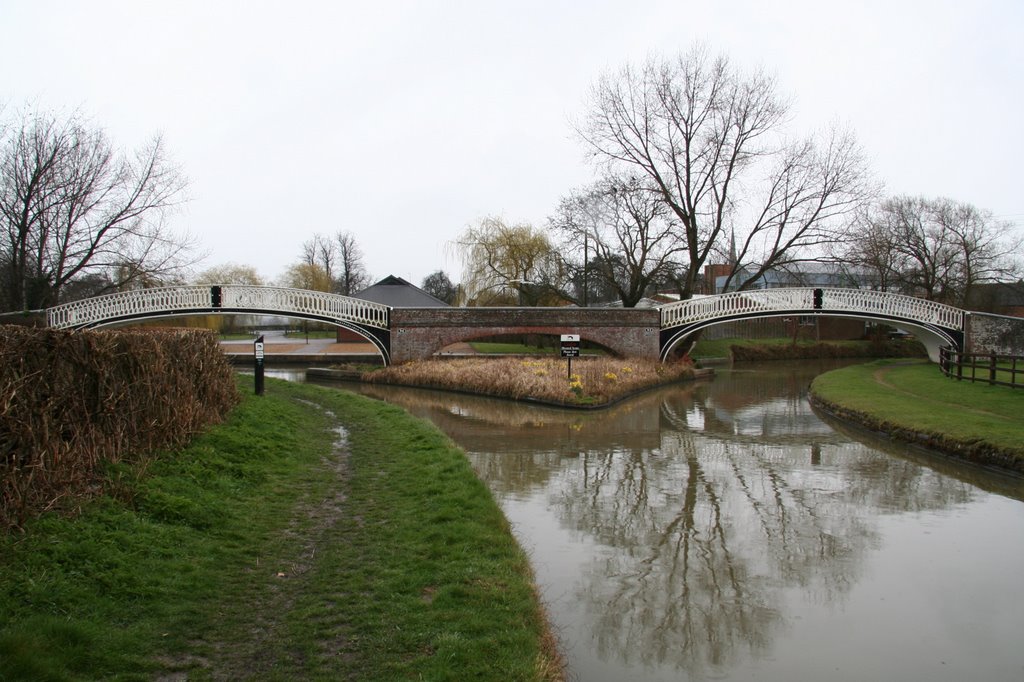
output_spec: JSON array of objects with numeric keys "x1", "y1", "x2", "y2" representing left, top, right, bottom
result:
[{"x1": 561, "y1": 334, "x2": 580, "y2": 377}]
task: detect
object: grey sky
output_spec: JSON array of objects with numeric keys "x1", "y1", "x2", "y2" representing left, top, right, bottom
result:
[{"x1": 3, "y1": 0, "x2": 1021, "y2": 287}]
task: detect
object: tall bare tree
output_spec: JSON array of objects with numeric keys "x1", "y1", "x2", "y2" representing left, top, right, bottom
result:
[
  {"x1": 577, "y1": 47, "x2": 872, "y2": 299},
  {"x1": 0, "y1": 108, "x2": 191, "y2": 311},
  {"x1": 334, "y1": 230, "x2": 371, "y2": 295},
  {"x1": 297, "y1": 230, "x2": 370, "y2": 295},
  {"x1": 300, "y1": 234, "x2": 336, "y2": 281},
  {"x1": 552, "y1": 175, "x2": 686, "y2": 306},
  {"x1": 843, "y1": 196, "x2": 1021, "y2": 306}
]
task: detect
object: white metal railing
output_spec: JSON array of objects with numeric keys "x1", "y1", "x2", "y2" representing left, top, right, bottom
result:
[
  {"x1": 659, "y1": 288, "x2": 964, "y2": 331},
  {"x1": 219, "y1": 286, "x2": 390, "y2": 329},
  {"x1": 47, "y1": 285, "x2": 391, "y2": 330}
]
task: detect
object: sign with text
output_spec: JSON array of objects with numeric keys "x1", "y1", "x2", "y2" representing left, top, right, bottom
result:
[
  {"x1": 560, "y1": 334, "x2": 581, "y2": 358},
  {"x1": 254, "y1": 335, "x2": 265, "y2": 396}
]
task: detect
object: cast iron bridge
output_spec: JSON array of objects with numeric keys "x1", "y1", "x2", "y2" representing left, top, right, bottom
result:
[
  {"x1": 657, "y1": 287, "x2": 964, "y2": 363},
  {"x1": 46, "y1": 285, "x2": 393, "y2": 361},
  {"x1": 45, "y1": 285, "x2": 966, "y2": 365}
]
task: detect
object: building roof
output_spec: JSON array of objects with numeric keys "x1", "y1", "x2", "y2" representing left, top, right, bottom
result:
[
  {"x1": 967, "y1": 281, "x2": 1024, "y2": 310},
  {"x1": 352, "y1": 275, "x2": 449, "y2": 307}
]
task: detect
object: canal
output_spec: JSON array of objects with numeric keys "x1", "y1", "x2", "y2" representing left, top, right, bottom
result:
[{"x1": 284, "y1": 361, "x2": 1024, "y2": 681}]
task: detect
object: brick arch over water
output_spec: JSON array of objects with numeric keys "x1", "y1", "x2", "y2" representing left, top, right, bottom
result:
[{"x1": 389, "y1": 308, "x2": 661, "y2": 364}]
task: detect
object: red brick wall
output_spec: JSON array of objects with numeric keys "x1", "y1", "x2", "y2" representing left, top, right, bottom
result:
[{"x1": 389, "y1": 308, "x2": 661, "y2": 363}]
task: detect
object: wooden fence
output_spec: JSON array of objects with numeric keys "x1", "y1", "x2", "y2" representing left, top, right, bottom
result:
[{"x1": 939, "y1": 347, "x2": 1024, "y2": 389}]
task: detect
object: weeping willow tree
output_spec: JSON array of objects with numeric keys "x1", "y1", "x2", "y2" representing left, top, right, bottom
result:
[{"x1": 451, "y1": 216, "x2": 568, "y2": 306}]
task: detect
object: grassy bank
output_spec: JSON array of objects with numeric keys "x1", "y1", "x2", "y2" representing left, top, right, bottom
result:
[
  {"x1": 810, "y1": 360, "x2": 1024, "y2": 473},
  {"x1": 0, "y1": 379, "x2": 561, "y2": 680},
  {"x1": 362, "y1": 356, "x2": 695, "y2": 406}
]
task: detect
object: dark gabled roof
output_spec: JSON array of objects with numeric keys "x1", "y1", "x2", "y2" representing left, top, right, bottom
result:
[{"x1": 352, "y1": 275, "x2": 449, "y2": 307}]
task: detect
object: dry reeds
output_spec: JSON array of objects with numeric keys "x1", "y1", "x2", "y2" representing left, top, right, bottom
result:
[
  {"x1": 1, "y1": 326, "x2": 239, "y2": 530},
  {"x1": 363, "y1": 356, "x2": 694, "y2": 405}
]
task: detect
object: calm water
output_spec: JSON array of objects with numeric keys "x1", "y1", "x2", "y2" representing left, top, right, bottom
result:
[{"x1": 307, "y1": 362, "x2": 1024, "y2": 681}]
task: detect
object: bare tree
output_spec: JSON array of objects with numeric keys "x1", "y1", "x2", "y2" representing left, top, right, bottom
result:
[
  {"x1": 577, "y1": 47, "x2": 872, "y2": 299},
  {"x1": 421, "y1": 270, "x2": 459, "y2": 305},
  {"x1": 296, "y1": 231, "x2": 370, "y2": 295},
  {"x1": 552, "y1": 175, "x2": 686, "y2": 306},
  {"x1": 300, "y1": 234, "x2": 336, "y2": 282},
  {"x1": 334, "y1": 230, "x2": 371, "y2": 295},
  {"x1": 0, "y1": 108, "x2": 192, "y2": 311},
  {"x1": 846, "y1": 196, "x2": 1022, "y2": 305}
]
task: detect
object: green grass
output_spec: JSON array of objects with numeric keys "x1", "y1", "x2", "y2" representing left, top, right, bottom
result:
[
  {"x1": 811, "y1": 359, "x2": 1024, "y2": 461},
  {"x1": 0, "y1": 378, "x2": 559, "y2": 680},
  {"x1": 949, "y1": 359, "x2": 1024, "y2": 387}
]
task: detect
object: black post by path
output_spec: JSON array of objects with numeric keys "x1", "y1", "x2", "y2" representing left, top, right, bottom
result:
[{"x1": 254, "y1": 334, "x2": 265, "y2": 396}]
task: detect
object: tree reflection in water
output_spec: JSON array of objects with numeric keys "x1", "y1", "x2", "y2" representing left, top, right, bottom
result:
[{"x1": 349, "y1": 361, "x2": 1003, "y2": 679}]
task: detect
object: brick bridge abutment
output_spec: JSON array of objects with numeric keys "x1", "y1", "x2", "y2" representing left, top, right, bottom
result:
[{"x1": 389, "y1": 307, "x2": 662, "y2": 364}]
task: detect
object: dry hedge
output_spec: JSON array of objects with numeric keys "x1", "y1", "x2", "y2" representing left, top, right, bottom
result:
[{"x1": 1, "y1": 326, "x2": 239, "y2": 530}]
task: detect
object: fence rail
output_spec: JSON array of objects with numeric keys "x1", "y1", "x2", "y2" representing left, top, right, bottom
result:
[{"x1": 939, "y1": 347, "x2": 1024, "y2": 389}]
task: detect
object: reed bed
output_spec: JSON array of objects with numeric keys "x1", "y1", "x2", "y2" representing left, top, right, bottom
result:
[
  {"x1": 362, "y1": 356, "x2": 694, "y2": 405},
  {"x1": 1, "y1": 326, "x2": 239, "y2": 530}
]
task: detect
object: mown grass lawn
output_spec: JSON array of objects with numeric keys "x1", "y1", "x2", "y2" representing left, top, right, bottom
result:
[
  {"x1": 810, "y1": 359, "x2": 1024, "y2": 463},
  {"x1": 0, "y1": 379, "x2": 561, "y2": 680}
]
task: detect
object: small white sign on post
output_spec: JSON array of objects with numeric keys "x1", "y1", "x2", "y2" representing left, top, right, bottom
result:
[
  {"x1": 561, "y1": 333, "x2": 580, "y2": 379},
  {"x1": 254, "y1": 341, "x2": 265, "y2": 360},
  {"x1": 560, "y1": 334, "x2": 581, "y2": 358}
]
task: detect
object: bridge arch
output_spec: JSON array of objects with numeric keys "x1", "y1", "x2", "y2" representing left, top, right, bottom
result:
[
  {"x1": 46, "y1": 285, "x2": 393, "y2": 364},
  {"x1": 389, "y1": 307, "x2": 660, "y2": 364},
  {"x1": 659, "y1": 288, "x2": 965, "y2": 363},
  {"x1": 435, "y1": 329, "x2": 619, "y2": 357}
]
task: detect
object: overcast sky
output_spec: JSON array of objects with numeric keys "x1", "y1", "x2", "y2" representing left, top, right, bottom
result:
[{"x1": 3, "y1": 0, "x2": 1022, "y2": 288}]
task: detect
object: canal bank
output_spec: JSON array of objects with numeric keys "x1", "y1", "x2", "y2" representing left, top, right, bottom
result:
[
  {"x1": 350, "y1": 361, "x2": 1024, "y2": 682},
  {"x1": 809, "y1": 359, "x2": 1024, "y2": 475},
  {"x1": 0, "y1": 378, "x2": 563, "y2": 680}
]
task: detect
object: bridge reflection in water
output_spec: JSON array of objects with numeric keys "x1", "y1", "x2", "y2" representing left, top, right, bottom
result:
[{"x1": 322, "y1": 362, "x2": 1024, "y2": 682}]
